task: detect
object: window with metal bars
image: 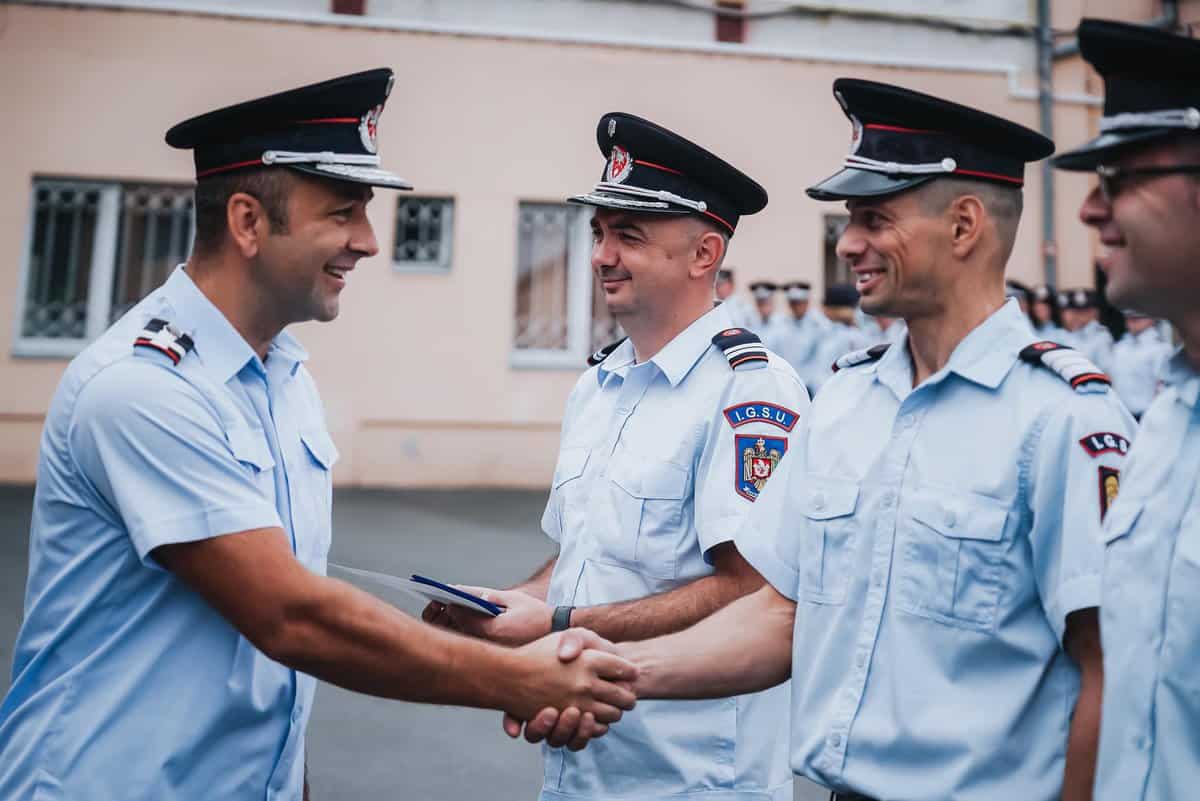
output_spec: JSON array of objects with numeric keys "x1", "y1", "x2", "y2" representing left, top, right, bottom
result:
[
  {"x1": 393, "y1": 196, "x2": 453, "y2": 272},
  {"x1": 14, "y1": 178, "x2": 193, "y2": 357},
  {"x1": 511, "y1": 202, "x2": 622, "y2": 368}
]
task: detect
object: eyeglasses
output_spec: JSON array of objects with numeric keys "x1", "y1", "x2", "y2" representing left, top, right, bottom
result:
[{"x1": 1095, "y1": 163, "x2": 1200, "y2": 201}]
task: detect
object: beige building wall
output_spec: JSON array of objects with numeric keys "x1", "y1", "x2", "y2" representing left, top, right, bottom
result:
[{"x1": 0, "y1": 2, "x2": 1170, "y2": 486}]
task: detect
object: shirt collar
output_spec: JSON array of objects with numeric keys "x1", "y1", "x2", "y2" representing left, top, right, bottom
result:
[
  {"x1": 161, "y1": 265, "x2": 307, "y2": 383},
  {"x1": 596, "y1": 304, "x2": 734, "y2": 388},
  {"x1": 875, "y1": 299, "x2": 1030, "y2": 394}
]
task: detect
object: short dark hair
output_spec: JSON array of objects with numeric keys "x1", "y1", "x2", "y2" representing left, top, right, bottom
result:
[{"x1": 192, "y1": 167, "x2": 294, "y2": 256}]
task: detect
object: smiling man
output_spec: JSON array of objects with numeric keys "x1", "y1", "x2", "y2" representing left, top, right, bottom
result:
[
  {"x1": 0, "y1": 71, "x2": 639, "y2": 801},
  {"x1": 427, "y1": 113, "x2": 807, "y2": 801},
  {"x1": 1053, "y1": 19, "x2": 1200, "y2": 801},
  {"x1": 520, "y1": 81, "x2": 1136, "y2": 801}
]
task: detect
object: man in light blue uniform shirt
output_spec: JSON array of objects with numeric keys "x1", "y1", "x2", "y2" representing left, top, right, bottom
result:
[
  {"x1": 768, "y1": 281, "x2": 830, "y2": 394},
  {"x1": 1109, "y1": 312, "x2": 1171, "y2": 420},
  {"x1": 522, "y1": 79, "x2": 1135, "y2": 801},
  {"x1": 0, "y1": 71, "x2": 637, "y2": 801},
  {"x1": 433, "y1": 113, "x2": 806, "y2": 801},
  {"x1": 1055, "y1": 18, "x2": 1200, "y2": 801}
]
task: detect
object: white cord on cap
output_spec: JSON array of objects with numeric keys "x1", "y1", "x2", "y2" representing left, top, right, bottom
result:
[
  {"x1": 844, "y1": 155, "x2": 958, "y2": 176},
  {"x1": 261, "y1": 150, "x2": 382, "y2": 166},
  {"x1": 592, "y1": 181, "x2": 709, "y2": 213},
  {"x1": 1099, "y1": 107, "x2": 1200, "y2": 133}
]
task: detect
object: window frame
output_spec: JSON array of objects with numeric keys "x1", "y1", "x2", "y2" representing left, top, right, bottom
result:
[
  {"x1": 12, "y1": 178, "x2": 122, "y2": 359},
  {"x1": 509, "y1": 201, "x2": 596, "y2": 370},
  {"x1": 391, "y1": 195, "x2": 455, "y2": 274}
]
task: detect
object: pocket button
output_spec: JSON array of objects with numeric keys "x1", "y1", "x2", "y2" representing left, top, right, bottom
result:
[
  {"x1": 812, "y1": 492, "x2": 826, "y2": 510},
  {"x1": 944, "y1": 508, "x2": 957, "y2": 528}
]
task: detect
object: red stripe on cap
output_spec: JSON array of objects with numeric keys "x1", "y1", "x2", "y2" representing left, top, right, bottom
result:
[
  {"x1": 865, "y1": 123, "x2": 941, "y2": 135},
  {"x1": 297, "y1": 117, "x2": 359, "y2": 124},
  {"x1": 953, "y1": 167, "x2": 1024, "y2": 185},
  {"x1": 703, "y1": 209, "x2": 735, "y2": 234},
  {"x1": 196, "y1": 158, "x2": 264, "y2": 178},
  {"x1": 634, "y1": 159, "x2": 685, "y2": 176}
]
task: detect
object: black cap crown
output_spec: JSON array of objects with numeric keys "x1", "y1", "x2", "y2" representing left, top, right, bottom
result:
[
  {"x1": 808, "y1": 79, "x2": 1054, "y2": 201},
  {"x1": 569, "y1": 113, "x2": 767, "y2": 236},
  {"x1": 166, "y1": 68, "x2": 410, "y2": 189},
  {"x1": 1055, "y1": 19, "x2": 1200, "y2": 170}
]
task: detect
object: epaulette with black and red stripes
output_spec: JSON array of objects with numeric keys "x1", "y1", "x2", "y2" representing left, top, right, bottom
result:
[
  {"x1": 1019, "y1": 341, "x2": 1111, "y2": 392},
  {"x1": 832, "y1": 343, "x2": 889, "y2": 373},
  {"x1": 711, "y1": 327, "x2": 768, "y2": 371},
  {"x1": 133, "y1": 318, "x2": 194, "y2": 366}
]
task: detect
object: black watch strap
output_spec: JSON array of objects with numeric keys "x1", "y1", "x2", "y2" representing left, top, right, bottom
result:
[{"x1": 551, "y1": 605, "x2": 574, "y2": 632}]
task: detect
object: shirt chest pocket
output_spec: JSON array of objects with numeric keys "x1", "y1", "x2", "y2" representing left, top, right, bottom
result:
[
  {"x1": 799, "y1": 475, "x2": 860, "y2": 605},
  {"x1": 609, "y1": 455, "x2": 690, "y2": 579},
  {"x1": 898, "y1": 487, "x2": 1010, "y2": 631},
  {"x1": 298, "y1": 428, "x2": 339, "y2": 563},
  {"x1": 228, "y1": 427, "x2": 276, "y2": 498}
]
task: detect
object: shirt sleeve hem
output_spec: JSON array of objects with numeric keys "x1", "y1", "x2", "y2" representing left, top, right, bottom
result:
[
  {"x1": 129, "y1": 503, "x2": 286, "y2": 570},
  {"x1": 732, "y1": 521, "x2": 798, "y2": 601},
  {"x1": 1047, "y1": 574, "x2": 1101, "y2": 644}
]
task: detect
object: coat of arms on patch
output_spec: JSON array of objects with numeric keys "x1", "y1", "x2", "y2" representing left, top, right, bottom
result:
[{"x1": 735, "y1": 434, "x2": 786, "y2": 501}]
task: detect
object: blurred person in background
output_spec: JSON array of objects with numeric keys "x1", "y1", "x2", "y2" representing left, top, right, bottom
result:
[
  {"x1": 1109, "y1": 311, "x2": 1172, "y2": 420},
  {"x1": 768, "y1": 281, "x2": 830, "y2": 395},
  {"x1": 811, "y1": 282, "x2": 870, "y2": 394},
  {"x1": 715, "y1": 267, "x2": 753, "y2": 328},
  {"x1": 1032, "y1": 284, "x2": 1069, "y2": 339},
  {"x1": 1063, "y1": 288, "x2": 1115, "y2": 372}
]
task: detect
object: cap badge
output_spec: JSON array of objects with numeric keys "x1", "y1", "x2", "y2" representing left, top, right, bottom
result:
[
  {"x1": 359, "y1": 104, "x2": 383, "y2": 154},
  {"x1": 849, "y1": 115, "x2": 864, "y2": 155},
  {"x1": 608, "y1": 117, "x2": 617, "y2": 138},
  {"x1": 607, "y1": 145, "x2": 633, "y2": 183}
]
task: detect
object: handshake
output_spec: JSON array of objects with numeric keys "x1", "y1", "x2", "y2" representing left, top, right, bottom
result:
[{"x1": 422, "y1": 588, "x2": 639, "y2": 752}]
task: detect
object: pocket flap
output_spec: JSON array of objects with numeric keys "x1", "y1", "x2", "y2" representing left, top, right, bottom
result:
[
  {"x1": 1102, "y1": 501, "x2": 1142, "y2": 545},
  {"x1": 611, "y1": 458, "x2": 688, "y2": 500},
  {"x1": 552, "y1": 447, "x2": 590, "y2": 489},
  {"x1": 800, "y1": 475, "x2": 860, "y2": 520},
  {"x1": 910, "y1": 487, "x2": 1009, "y2": 541},
  {"x1": 228, "y1": 427, "x2": 275, "y2": 472},
  {"x1": 301, "y1": 428, "x2": 340, "y2": 470}
]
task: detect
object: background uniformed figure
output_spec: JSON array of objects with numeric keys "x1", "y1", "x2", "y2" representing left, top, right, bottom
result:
[
  {"x1": 0, "y1": 71, "x2": 636, "y2": 801},
  {"x1": 715, "y1": 267, "x2": 754, "y2": 329},
  {"x1": 766, "y1": 280, "x2": 830, "y2": 397},
  {"x1": 747, "y1": 279, "x2": 782, "y2": 332},
  {"x1": 428, "y1": 112, "x2": 806, "y2": 801},
  {"x1": 811, "y1": 283, "x2": 871, "y2": 395},
  {"x1": 1109, "y1": 311, "x2": 1172, "y2": 420},
  {"x1": 1062, "y1": 288, "x2": 1115, "y2": 371},
  {"x1": 1055, "y1": 19, "x2": 1200, "y2": 801},
  {"x1": 523, "y1": 78, "x2": 1135, "y2": 801},
  {"x1": 1031, "y1": 284, "x2": 1069, "y2": 339}
]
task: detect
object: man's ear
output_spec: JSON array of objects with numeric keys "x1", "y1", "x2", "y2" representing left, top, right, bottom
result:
[
  {"x1": 689, "y1": 229, "x2": 727, "y2": 281},
  {"x1": 226, "y1": 192, "x2": 270, "y2": 259},
  {"x1": 949, "y1": 194, "x2": 985, "y2": 260}
]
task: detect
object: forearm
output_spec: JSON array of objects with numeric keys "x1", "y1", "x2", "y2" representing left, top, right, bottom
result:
[
  {"x1": 1061, "y1": 662, "x2": 1102, "y2": 801},
  {"x1": 269, "y1": 575, "x2": 522, "y2": 710},
  {"x1": 570, "y1": 555, "x2": 763, "y2": 642},
  {"x1": 621, "y1": 583, "x2": 794, "y2": 699},
  {"x1": 512, "y1": 555, "x2": 556, "y2": 601}
]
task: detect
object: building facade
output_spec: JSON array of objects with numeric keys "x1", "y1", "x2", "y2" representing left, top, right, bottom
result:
[{"x1": 1, "y1": 0, "x2": 1191, "y2": 486}]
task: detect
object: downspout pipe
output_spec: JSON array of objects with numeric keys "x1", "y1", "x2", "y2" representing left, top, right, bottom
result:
[
  {"x1": 1054, "y1": 0, "x2": 1179, "y2": 60},
  {"x1": 1037, "y1": 0, "x2": 1057, "y2": 288}
]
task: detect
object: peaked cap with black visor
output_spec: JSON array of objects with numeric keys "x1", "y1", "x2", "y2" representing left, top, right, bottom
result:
[
  {"x1": 165, "y1": 68, "x2": 411, "y2": 189},
  {"x1": 1055, "y1": 19, "x2": 1200, "y2": 171},
  {"x1": 807, "y1": 78, "x2": 1054, "y2": 201},
  {"x1": 568, "y1": 113, "x2": 768, "y2": 236}
]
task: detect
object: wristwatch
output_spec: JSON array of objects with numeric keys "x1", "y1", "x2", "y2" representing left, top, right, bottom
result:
[{"x1": 551, "y1": 605, "x2": 575, "y2": 632}]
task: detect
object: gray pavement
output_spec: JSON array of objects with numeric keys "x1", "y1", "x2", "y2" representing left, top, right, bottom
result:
[{"x1": 0, "y1": 484, "x2": 824, "y2": 801}]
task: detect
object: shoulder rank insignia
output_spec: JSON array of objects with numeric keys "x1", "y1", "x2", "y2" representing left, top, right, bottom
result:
[
  {"x1": 712, "y1": 328, "x2": 768, "y2": 370},
  {"x1": 1018, "y1": 341, "x2": 1110, "y2": 391},
  {"x1": 587, "y1": 337, "x2": 627, "y2": 367},
  {"x1": 133, "y1": 318, "x2": 194, "y2": 366},
  {"x1": 832, "y1": 343, "x2": 889, "y2": 373}
]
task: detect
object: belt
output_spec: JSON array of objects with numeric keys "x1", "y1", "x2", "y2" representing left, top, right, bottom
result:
[{"x1": 830, "y1": 792, "x2": 879, "y2": 801}]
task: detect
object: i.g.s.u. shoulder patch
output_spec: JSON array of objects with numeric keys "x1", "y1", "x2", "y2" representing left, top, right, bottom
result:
[
  {"x1": 832, "y1": 343, "x2": 889, "y2": 373},
  {"x1": 712, "y1": 328, "x2": 768, "y2": 371},
  {"x1": 1099, "y1": 465, "x2": 1120, "y2": 521},
  {"x1": 735, "y1": 433, "x2": 787, "y2": 501},
  {"x1": 1079, "y1": 432, "x2": 1130, "y2": 458},
  {"x1": 133, "y1": 318, "x2": 194, "y2": 366},
  {"x1": 1019, "y1": 341, "x2": 1110, "y2": 391},
  {"x1": 723, "y1": 401, "x2": 799, "y2": 432},
  {"x1": 587, "y1": 337, "x2": 627, "y2": 366}
]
